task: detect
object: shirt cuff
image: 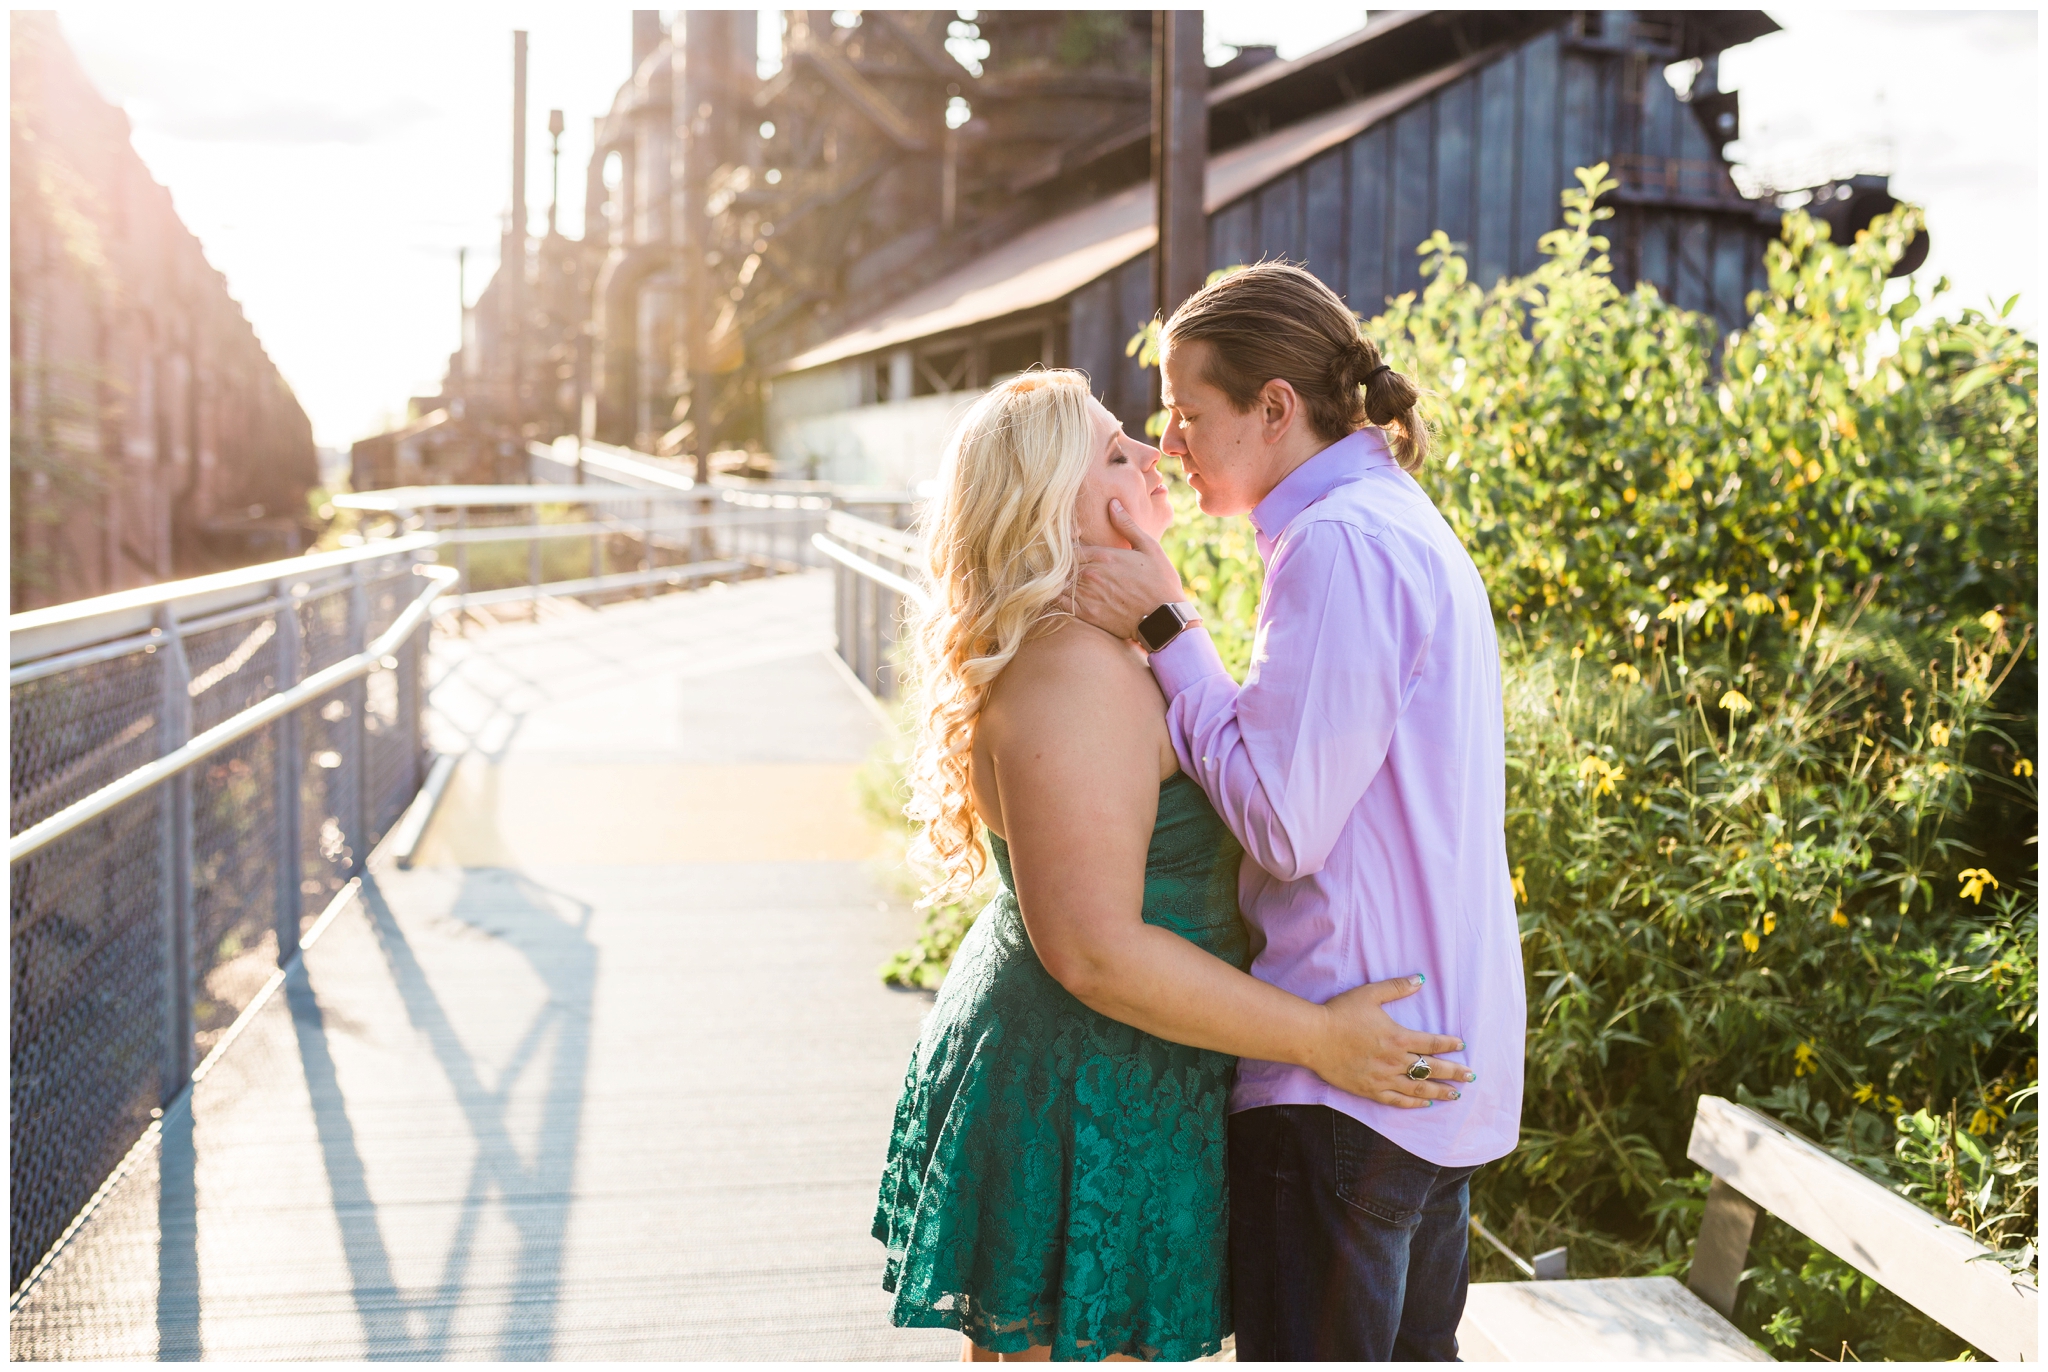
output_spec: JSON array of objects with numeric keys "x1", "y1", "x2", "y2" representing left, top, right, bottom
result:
[{"x1": 1150, "y1": 624, "x2": 1229, "y2": 699}]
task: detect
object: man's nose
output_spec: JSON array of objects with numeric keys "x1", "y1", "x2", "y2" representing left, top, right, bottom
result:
[{"x1": 1160, "y1": 414, "x2": 1189, "y2": 456}]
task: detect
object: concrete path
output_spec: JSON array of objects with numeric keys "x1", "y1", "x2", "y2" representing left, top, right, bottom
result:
[{"x1": 11, "y1": 572, "x2": 957, "y2": 1360}]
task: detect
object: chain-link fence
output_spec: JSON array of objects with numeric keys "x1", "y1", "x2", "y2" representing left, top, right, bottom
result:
[{"x1": 8, "y1": 541, "x2": 438, "y2": 1294}]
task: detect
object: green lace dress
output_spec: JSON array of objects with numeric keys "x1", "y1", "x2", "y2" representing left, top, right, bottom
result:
[{"x1": 874, "y1": 772, "x2": 1251, "y2": 1361}]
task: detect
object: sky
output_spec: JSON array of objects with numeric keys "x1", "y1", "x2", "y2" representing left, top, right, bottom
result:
[{"x1": 45, "y1": 6, "x2": 2040, "y2": 450}]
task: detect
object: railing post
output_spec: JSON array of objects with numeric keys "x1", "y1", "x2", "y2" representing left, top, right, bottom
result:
[
  {"x1": 455, "y1": 505, "x2": 470, "y2": 632},
  {"x1": 153, "y1": 605, "x2": 196, "y2": 1100},
  {"x1": 272, "y1": 580, "x2": 305, "y2": 965},
  {"x1": 640, "y1": 498, "x2": 654, "y2": 599},
  {"x1": 347, "y1": 563, "x2": 372, "y2": 869},
  {"x1": 528, "y1": 498, "x2": 543, "y2": 611},
  {"x1": 402, "y1": 569, "x2": 427, "y2": 796}
]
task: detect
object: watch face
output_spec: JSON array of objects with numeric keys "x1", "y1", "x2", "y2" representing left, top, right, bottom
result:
[{"x1": 1139, "y1": 604, "x2": 1184, "y2": 651}]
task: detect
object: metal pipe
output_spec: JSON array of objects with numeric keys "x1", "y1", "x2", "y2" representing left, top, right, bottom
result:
[{"x1": 10, "y1": 568, "x2": 457, "y2": 865}]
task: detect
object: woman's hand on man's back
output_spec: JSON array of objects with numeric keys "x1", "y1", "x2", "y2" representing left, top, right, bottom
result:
[{"x1": 1312, "y1": 975, "x2": 1474, "y2": 1107}]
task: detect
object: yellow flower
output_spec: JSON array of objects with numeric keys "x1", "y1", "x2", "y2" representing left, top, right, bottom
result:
[
  {"x1": 1510, "y1": 866, "x2": 1527, "y2": 904},
  {"x1": 1958, "y1": 868, "x2": 1999, "y2": 904},
  {"x1": 1693, "y1": 580, "x2": 1729, "y2": 604},
  {"x1": 1740, "y1": 592, "x2": 1775, "y2": 616},
  {"x1": 1886, "y1": 1094, "x2": 1904, "y2": 1114},
  {"x1": 1719, "y1": 689, "x2": 1754, "y2": 716},
  {"x1": 1571, "y1": 644, "x2": 1585, "y2": 660},
  {"x1": 2016, "y1": 758, "x2": 2035, "y2": 778},
  {"x1": 1853, "y1": 1082, "x2": 1877, "y2": 1103},
  {"x1": 1928, "y1": 722, "x2": 1951, "y2": 747},
  {"x1": 1741, "y1": 930, "x2": 1760, "y2": 953},
  {"x1": 1658, "y1": 600, "x2": 1690, "y2": 622},
  {"x1": 1763, "y1": 913, "x2": 1777, "y2": 935},
  {"x1": 1804, "y1": 459, "x2": 1823, "y2": 484},
  {"x1": 1612, "y1": 662, "x2": 1642, "y2": 684},
  {"x1": 1968, "y1": 1108, "x2": 1995, "y2": 1136},
  {"x1": 1577, "y1": 755, "x2": 1625, "y2": 797},
  {"x1": 1979, "y1": 610, "x2": 2005, "y2": 635},
  {"x1": 1793, "y1": 1040, "x2": 1818, "y2": 1077},
  {"x1": 1830, "y1": 909, "x2": 1850, "y2": 928},
  {"x1": 1623, "y1": 486, "x2": 1637, "y2": 503}
]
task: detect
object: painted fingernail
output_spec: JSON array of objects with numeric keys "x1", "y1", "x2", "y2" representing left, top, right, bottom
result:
[
  {"x1": 1450, "y1": 1090, "x2": 1461, "y2": 1100},
  {"x1": 1468, "y1": 1071, "x2": 1479, "y2": 1082},
  {"x1": 1458, "y1": 1039, "x2": 1467, "y2": 1051},
  {"x1": 1425, "y1": 1100, "x2": 1434, "y2": 1108},
  {"x1": 1413, "y1": 973, "x2": 1426, "y2": 985}
]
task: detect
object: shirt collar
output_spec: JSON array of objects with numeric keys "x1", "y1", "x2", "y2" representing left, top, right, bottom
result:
[{"x1": 1249, "y1": 426, "x2": 1396, "y2": 560}]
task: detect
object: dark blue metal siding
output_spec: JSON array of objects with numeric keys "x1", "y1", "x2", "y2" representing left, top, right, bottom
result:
[
  {"x1": 1303, "y1": 150, "x2": 1349, "y2": 290},
  {"x1": 1073, "y1": 17, "x2": 1781, "y2": 414},
  {"x1": 1345, "y1": 124, "x2": 1391, "y2": 308},
  {"x1": 1210, "y1": 199, "x2": 1255, "y2": 272},
  {"x1": 1516, "y1": 31, "x2": 1563, "y2": 278},
  {"x1": 1475, "y1": 57, "x2": 1518, "y2": 289},
  {"x1": 1068, "y1": 274, "x2": 1118, "y2": 404},
  {"x1": 1434, "y1": 75, "x2": 1477, "y2": 266},
  {"x1": 1258, "y1": 177, "x2": 1304, "y2": 263}
]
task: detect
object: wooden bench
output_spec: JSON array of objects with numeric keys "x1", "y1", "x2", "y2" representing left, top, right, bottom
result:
[{"x1": 1457, "y1": 1095, "x2": 2039, "y2": 1362}]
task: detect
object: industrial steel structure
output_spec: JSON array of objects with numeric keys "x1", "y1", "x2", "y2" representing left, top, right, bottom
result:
[{"x1": 9, "y1": 14, "x2": 320, "y2": 611}]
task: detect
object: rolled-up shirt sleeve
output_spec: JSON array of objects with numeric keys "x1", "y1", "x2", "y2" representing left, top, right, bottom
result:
[{"x1": 1151, "y1": 519, "x2": 1436, "y2": 882}]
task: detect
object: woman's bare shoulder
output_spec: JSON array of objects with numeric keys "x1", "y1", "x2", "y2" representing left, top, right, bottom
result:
[{"x1": 985, "y1": 618, "x2": 1161, "y2": 734}]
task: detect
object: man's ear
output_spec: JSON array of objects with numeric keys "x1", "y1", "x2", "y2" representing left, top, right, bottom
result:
[{"x1": 1260, "y1": 379, "x2": 1298, "y2": 441}]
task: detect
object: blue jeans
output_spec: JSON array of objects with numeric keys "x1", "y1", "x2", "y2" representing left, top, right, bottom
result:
[{"x1": 1229, "y1": 1105, "x2": 1477, "y2": 1361}]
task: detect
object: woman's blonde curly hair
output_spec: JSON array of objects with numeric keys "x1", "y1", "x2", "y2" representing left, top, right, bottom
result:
[{"x1": 904, "y1": 369, "x2": 1100, "y2": 905}]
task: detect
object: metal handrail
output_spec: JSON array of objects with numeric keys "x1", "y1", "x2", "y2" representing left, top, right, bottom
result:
[
  {"x1": 825, "y1": 508, "x2": 921, "y2": 562},
  {"x1": 9, "y1": 564, "x2": 457, "y2": 864},
  {"x1": 812, "y1": 534, "x2": 930, "y2": 609},
  {"x1": 7, "y1": 534, "x2": 438, "y2": 666}
]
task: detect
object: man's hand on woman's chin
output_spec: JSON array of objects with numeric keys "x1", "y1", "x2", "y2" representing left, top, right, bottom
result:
[{"x1": 1075, "y1": 499, "x2": 1188, "y2": 640}]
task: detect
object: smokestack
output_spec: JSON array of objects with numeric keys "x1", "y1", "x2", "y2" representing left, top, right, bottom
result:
[
  {"x1": 512, "y1": 31, "x2": 528, "y2": 242},
  {"x1": 633, "y1": 11, "x2": 662, "y2": 75},
  {"x1": 508, "y1": 29, "x2": 529, "y2": 442}
]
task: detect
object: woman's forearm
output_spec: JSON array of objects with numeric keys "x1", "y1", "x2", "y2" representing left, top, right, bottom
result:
[{"x1": 1060, "y1": 924, "x2": 1333, "y2": 1071}]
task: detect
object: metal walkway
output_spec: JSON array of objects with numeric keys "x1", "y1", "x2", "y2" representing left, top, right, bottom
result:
[{"x1": 11, "y1": 572, "x2": 955, "y2": 1360}]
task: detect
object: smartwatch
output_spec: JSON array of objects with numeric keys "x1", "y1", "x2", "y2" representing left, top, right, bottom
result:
[{"x1": 1137, "y1": 601, "x2": 1201, "y2": 653}]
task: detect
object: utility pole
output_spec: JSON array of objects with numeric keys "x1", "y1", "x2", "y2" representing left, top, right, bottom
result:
[{"x1": 1152, "y1": 12, "x2": 1207, "y2": 330}]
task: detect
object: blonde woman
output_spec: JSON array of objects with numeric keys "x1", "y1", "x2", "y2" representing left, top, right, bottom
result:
[{"x1": 872, "y1": 370, "x2": 1467, "y2": 1362}]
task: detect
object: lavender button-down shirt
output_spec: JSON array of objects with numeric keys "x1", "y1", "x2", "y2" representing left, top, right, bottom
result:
[{"x1": 1151, "y1": 427, "x2": 1525, "y2": 1168}]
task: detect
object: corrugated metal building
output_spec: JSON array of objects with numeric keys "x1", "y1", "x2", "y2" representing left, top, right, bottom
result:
[{"x1": 767, "y1": 10, "x2": 1781, "y2": 486}]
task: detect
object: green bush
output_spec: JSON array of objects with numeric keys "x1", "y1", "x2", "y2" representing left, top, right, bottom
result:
[{"x1": 881, "y1": 164, "x2": 2038, "y2": 1358}]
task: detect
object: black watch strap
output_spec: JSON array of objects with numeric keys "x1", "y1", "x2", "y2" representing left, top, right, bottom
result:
[{"x1": 1137, "y1": 601, "x2": 1199, "y2": 653}]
